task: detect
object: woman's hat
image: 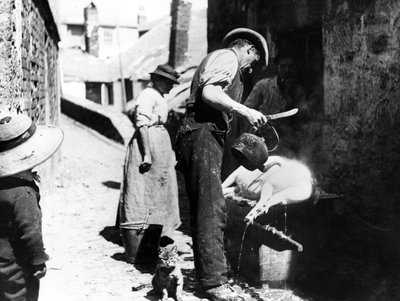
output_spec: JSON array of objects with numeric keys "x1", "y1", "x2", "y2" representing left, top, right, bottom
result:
[
  {"x1": 0, "y1": 108, "x2": 64, "y2": 178},
  {"x1": 149, "y1": 64, "x2": 180, "y2": 84},
  {"x1": 222, "y1": 28, "x2": 269, "y2": 68}
]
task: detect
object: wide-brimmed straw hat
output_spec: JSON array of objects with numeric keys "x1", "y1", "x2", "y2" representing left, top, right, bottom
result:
[
  {"x1": 222, "y1": 28, "x2": 269, "y2": 68},
  {"x1": 0, "y1": 108, "x2": 64, "y2": 178},
  {"x1": 149, "y1": 64, "x2": 180, "y2": 84}
]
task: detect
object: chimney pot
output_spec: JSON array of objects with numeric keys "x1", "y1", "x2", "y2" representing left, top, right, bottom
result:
[{"x1": 84, "y1": 2, "x2": 99, "y2": 57}]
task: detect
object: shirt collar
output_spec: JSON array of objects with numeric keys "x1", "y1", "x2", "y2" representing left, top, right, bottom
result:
[{"x1": 12, "y1": 170, "x2": 34, "y2": 182}]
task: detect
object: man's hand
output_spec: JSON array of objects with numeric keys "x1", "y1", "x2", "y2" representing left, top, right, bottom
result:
[
  {"x1": 202, "y1": 85, "x2": 268, "y2": 129},
  {"x1": 222, "y1": 186, "x2": 236, "y2": 197},
  {"x1": 32, "y1": 264, "x2": 47, "y2": 279},
  {"x1": 244, "y1": 199, "x2": 270, "y2": 225},
  {"x1": 139, "y1": 155, "x2": 152, "y2": 174},
  {"x1": 243, "y1": 107, "x2": 268, "y2": 130}
]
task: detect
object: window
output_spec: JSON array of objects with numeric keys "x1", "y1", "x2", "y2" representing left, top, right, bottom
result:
[
  {"x1": 67, "y1": 24, "x2": 85, "y2": 37},
  {"x1": 66, "y1": 24, "x2": 85, "y2": 48},
  {"x1": 125, "y1": 79, "x2": 133, "y2": 102},
  {"x1": 103, "y1": 28, "x2": 114, "y2": 44},
  {"x1": 85, "y1": 82, "x2": 102, "y2": 104}
]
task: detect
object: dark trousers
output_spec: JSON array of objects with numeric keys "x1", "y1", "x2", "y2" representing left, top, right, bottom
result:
[
  {"x1": 0, "y1": 258, "x2": 39, "y2": 301},
  {"x1": 176, "y1": 119, "x2": 228, "y2": 288}
]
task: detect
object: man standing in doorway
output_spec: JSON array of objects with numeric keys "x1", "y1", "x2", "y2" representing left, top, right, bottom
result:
[
  {"x1": 243, "y1": 50, "x2": 307, "y2": 158},
  {"x1": 175, "y1": 28, "x2": 269, "y2": 301}
]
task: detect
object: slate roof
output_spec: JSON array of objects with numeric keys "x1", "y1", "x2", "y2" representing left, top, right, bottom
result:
[
  {"x1": 61, "y1": 48, "x2": 116, "y2": 82},
  {"x1": 109, "y1": 9, "x2": 207, "y2": 81}
]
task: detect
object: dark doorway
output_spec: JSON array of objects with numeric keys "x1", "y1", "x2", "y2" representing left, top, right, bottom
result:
[
  {"x1": 275, "y1": 25, "x2": 323, "y2": 109},
  {"x1": 85, "y1": 82, "x2": 102, "y2": 104},
  {"x1": 106, "y1": 83, "x2": 114, "y2": 105},
  {"x1": 124, "y1": 79, "x2": 133, "y2": 102}
]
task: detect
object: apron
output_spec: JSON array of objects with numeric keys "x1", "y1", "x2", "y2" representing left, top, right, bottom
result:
[{"x1": 119, "y1": 125, "x2": 181, "y2": 236}]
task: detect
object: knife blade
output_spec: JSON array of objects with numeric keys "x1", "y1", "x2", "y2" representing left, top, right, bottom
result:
[{"x1": 266, "y1": 108, "x2": 298, "y2": 120}]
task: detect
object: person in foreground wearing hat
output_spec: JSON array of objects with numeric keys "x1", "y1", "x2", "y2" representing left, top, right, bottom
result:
[
  {"x1": 0, "y1": 107, "x2": 63, "y2": 301},
  {"x1": 119, "y1": 64, "x2": 181, "y2": 263},
  {"x1": 175, "y1": 28, "x2": 269, "y2": 300}
]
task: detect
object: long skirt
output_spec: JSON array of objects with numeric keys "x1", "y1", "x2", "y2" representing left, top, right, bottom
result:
[{"x1": 119, "y1": 125, "x2": 181, "y2": 237}]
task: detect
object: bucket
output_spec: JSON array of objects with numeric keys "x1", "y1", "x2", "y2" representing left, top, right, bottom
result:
[
  {"x1": 231, "y1": 133, "x2": 269, "y2": 171},
  {"x1": 231, "y1": 124, "x2": 280, "y2": 171},
  {"x1": 259, "y1": 245, "x2": 292, "y2": 286},
  {"x1": 120, "y1": 223, "x2": 163, "y2": 264}
]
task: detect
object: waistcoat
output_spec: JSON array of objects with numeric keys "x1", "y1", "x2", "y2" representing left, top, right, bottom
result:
[{"x1": 186, "y1": 49, "x2": 243, "y2": 131}]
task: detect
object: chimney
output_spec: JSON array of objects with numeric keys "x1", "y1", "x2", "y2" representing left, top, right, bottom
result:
[
  {"x1": 84, "y1": 2, "x2": 99, "y2": 57},
  {"x1": 168, "y1": 0, "x2": 192, "y2": 68}
]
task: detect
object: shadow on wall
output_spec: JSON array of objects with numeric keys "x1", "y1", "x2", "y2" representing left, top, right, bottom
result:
[
  {"x1": 61, "y1": 96, "x2": 125, "y2": 144},
  {"x1": 286, "y1": 201, "x2": 400, "y2": 301}
]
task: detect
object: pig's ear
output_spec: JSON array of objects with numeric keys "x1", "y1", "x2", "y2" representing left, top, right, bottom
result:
[{"x1": 263, "y1": 161, "x2": 282, "y2": 173}]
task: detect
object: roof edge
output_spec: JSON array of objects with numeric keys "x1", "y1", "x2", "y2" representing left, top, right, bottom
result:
[{"x1": 32, "y1": 0, "x2": 61, "y2": 44}]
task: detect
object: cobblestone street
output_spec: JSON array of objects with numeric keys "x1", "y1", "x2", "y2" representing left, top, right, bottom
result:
[{"x1": 39, "y1": 115, "x2": 196, "y2": 301}]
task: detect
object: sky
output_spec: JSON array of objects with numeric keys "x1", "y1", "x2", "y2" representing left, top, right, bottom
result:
[
  {"x1": 56, "y1": 0, "x2": 207, "y2": 25},
  {"x1": 138, "y1": 0, "x2": 207, "y2": 23},
  {"x1": 58, "y1": 0, "x2": 139, "y2": 26}
]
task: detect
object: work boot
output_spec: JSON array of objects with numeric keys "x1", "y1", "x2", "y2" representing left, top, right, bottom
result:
[{"x1": 205, "y1": 283, "x2": 242, "y2": 301}]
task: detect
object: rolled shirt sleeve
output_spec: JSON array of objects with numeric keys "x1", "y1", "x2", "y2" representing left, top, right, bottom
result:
[
  {"x1": 200, "y1": 50, "x2": 239, "y2": 90},
  {"x1": 135, "y1": 89, "x2": 157, "y2": 128}
]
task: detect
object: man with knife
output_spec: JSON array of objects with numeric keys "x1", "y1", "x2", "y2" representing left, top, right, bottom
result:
[{"x1": 175, "y1": 28, "x2": 269, "y2": 301}]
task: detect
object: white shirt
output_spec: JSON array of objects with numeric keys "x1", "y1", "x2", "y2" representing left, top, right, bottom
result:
[
  {"x1": 135, "y1": 87, "x2": 168, "y2": 128},
  {"x1": 199, "y1": 49, "x2": 239, "y2": 91}
]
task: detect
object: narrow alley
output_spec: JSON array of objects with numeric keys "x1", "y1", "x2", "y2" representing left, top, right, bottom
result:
[
  {"x1": 1, "y1": 0, "x2": 399, "y2": 300},
  {"x1": 39, "y1": 115, "x2": 195, "y2": 301},
  {"x1": 37, "y1": 115, "x2": 307, "y2": 301}
]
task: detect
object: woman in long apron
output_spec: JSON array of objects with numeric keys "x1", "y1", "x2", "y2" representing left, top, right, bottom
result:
[{"x1": 119, "y1": 64, "x2": 181, "y2": 263}]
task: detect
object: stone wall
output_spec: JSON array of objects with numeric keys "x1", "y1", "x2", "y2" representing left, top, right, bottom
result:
[
  {"x1": 208, "y1": 0, "x2": 322, "y2": 55},
  {"x1": 22, "y1": 0, "x2": 60, "y2": 125},
  {"x1": 0, "y1": 0, "x2": 22, "y2": 105},
  {"x1": 322, "y1": 0, "x2": 400, "y2": 218},
  {"x1": 0, "y1": 0, "x2": 60, "y2": 125},
  {"x1": 208, "y1": 0, "x2": 400, "y2": 217},
  {"x1": 208, "y1": 0, "x2": 400, "y2": 298}
]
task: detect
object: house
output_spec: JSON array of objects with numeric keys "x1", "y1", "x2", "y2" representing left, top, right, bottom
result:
[
  {"x1": 59, "y1": 0, "x2": 139, "y2": 59},
  {"x1": 59, "y1": 0, "x2": 139, "y2": 110},
  {"x1": 60, "y1": 0, "x2": 207, "y2": 113}
]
